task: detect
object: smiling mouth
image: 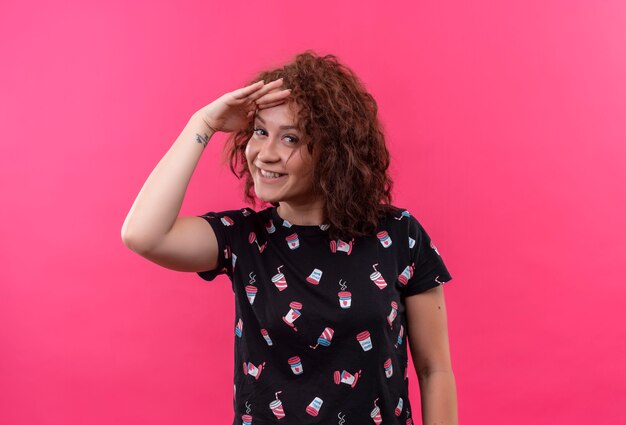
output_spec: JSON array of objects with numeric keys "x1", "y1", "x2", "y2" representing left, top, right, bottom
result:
[{"x1": 258, "y1": 168, "x2": 287, "y2": 179}]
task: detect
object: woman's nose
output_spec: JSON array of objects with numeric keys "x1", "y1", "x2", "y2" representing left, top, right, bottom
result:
[{"x1": 258, "y1": 136, "x2": 281, "y2": 162}]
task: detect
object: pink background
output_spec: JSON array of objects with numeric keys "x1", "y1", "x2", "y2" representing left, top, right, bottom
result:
[{"x1": 1, "y1": 1, "x2": 625, "y2": 424}]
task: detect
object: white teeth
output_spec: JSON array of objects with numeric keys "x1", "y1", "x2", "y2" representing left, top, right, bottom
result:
[{"x1": 260, "y1": 169, "x2": 284, "y2": 178}]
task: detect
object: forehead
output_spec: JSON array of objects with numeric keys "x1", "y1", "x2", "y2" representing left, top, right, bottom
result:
[{"x1": 255, "y1": 101, "x2": 299, "y2": 124}]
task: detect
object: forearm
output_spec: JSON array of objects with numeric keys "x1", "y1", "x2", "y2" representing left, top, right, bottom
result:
[
  {"x1": 121, "y1": 112, "x2": 215, "y2": 251},
  {"x1": 417, "y1": 370, "x2": 458, "y2": 425}
]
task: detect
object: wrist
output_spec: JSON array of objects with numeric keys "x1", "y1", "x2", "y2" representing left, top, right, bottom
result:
[{"x1": 192, "y1": 111, "x2": 218, "y2": 135}]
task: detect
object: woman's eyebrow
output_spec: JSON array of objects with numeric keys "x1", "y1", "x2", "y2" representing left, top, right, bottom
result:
[{"x1": 255, "y1": 114, "x2": 298, "y2": 130}]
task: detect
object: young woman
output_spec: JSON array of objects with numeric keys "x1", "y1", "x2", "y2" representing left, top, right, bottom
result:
[{"x1": 122, "y1": 51, "x2": 457, "y2": 425}]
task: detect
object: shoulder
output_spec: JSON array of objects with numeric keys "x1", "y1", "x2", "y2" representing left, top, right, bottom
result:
[
  {"x1": 378, "y1": 204, "x2": 420, "y2": 229},
  {"x1": 199, "y1": 207, "x2": 271, "y2": 229}
]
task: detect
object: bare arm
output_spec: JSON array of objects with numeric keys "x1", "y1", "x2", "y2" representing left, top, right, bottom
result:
[
  {"x1": 121, "y1": 78, "x2": 292, "y2": 273},
  {"x1": 405, "y1": 285, "x2": 458, "y2": 425}
]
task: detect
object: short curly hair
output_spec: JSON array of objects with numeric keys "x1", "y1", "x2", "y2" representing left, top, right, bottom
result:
[{"x1": 224, "y1": 50, "x2": 398, "y2": 240}]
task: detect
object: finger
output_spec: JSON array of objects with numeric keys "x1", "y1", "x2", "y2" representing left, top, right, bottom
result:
[
  {"x1": 257, "y1": 99, "x2": 288, "y2": 110},
  {"x1": 232, "y1": 80, "x2": 265, "y2": 100},
  {"x1": 248, "y1": 78, "x2": 285, "y2": 102},
  {"x1": 255, "y1": 89, "x2": 292, "y2": 105}
]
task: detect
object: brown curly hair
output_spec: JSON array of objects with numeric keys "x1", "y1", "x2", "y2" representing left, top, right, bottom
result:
[{"x1": 224, "y1": 50, "x2": 399, "y2": 240}]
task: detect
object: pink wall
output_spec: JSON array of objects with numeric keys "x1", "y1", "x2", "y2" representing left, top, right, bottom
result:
[{"x1": 1, "y1": 1, "x2": 625, "y2": 424}]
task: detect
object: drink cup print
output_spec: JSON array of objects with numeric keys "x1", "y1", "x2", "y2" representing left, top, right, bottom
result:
[
  {"x1": 329, "y1": 239, "x2": 353, "y2": 255},
  {"x1": 282, "y1": 301, "x2": 303, "y2": 331},
  {"x1": 398, "y1": 263, "x2": 414, "y2": 285},
  {"x1": 338, "y1": 291, "x2": 352, "y2": 309},
  {"x1": 306, "y1": 397, "x2": 323, "y2": 416},
  {"x1": 369, "y1": 264, "x2": 387, "y2": 289},
  {"x1": 370, "y1": 398, "x2": 382, "y2": 425},
  {"x1": 249, "y1": 231, "x2": 267, "y2": 253},
  {"x1": 272, "y1": 266, "x2": 288, "y2": 291},
  {"x1": 286, "y1": 233, "x2": 300, "y2": 250},
  {"x1": 384, "y1": 358, "x2": 393, "y2": 378},
  {"x1": 310, "y1": 327, "x2": 334, "y2": 349},
  {"x1": 334, "y1": 369, "x2": 362, "y2": 388},
  {"x1": 260, "y1": 329, "x2": 273, "y2": 346},
  {"x1": 430, "y1": 239, "x2": 441, "y2": 255},
  {"x1": 408, "y1": 236, "x2": 416, "y2": 249},
  {"x1": 395, "y1": 324, "x2": 404, "y2": 348},
  {"x1": 246, "y1": 285, "x2": 258, "y2": 305},
  {"x1": 395, "y1": 210, "x2": 411, "y2": 220},
  {"x1": 235, "y1": 318, "x2": 243, "y2": 338},
  {"x1": 242, "y1": 413, "x2": 252, "y2": 425},
  {"x1": 387, "y1": 301, "x2": 398, "y2": 328},
  {"x1": 243, "y1": 361, "x2": 265, "y2": 380},
  {"x1": 220, "y1": 216, "x2": 234, "y2": 226},
  {"x1": 241, "y1": 208, "x2": 251, "y2": 216},
  {"x1": 282, "y1": 219, "x2": 292, "y2": 228},
  {"x1": 269, "y1": 391, "x2": 285, "y2": 419},
  {"x1": 377, "y1": 230, "x2": 392, "y2": 248},
  {"x1": 231, "y1": 252, "x2": 237, "y2": 271},
  {"x1": 288, "y1": 356, "x2": 303, "y2": 375},
  {"x1": 265, "y1": 219, "x2": 276, "y2": 234},
  {"x1": 356, "y1": 330, "x2": 373, "y2": 351},
  {"x1": 395, "y1": 397, "x2": 404, "y2": 416},
  {"x1": 306, "y1": 268, "x2": 323, "y2": 285},
  {"x1": 319, "y1": 223, "x2": 330, "y2": 231}
]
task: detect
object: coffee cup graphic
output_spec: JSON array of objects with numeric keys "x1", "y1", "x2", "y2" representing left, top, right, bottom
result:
[
  {"x1": 231, "y1": 252, "x2": 237, "y2": 271},
  {"x1": 377, "y1": 230, "x2": 392, "y2": 248},
  {"x1": 249, "y1": 231, "x2": 267, "y2": 253},
  {"x1": 265, "y1": 219, "x2": 276, "y2": 234},
  {"x1": 220, "y1": 216, "x2": 234, "y2": 226},
  {"x1": 395, "y1": 397, "x2": 404, "y2": 416},
  {"x1": 384, "y1": 358, "x2": 393, "y2": 378},
  {"x1": 330, "y1": 239, "x2": 353, "y2": 254},
  {"x1": 408, "y1": 236, "x2": 416, "y2": 248},
  {"x1": 286, "y1": 233, "x2": 300, "y2": 250},
  {"x1": 246, "y1": 285, "x2": 258, "y2": 305},
  {"x1": 395, "y1": 324, "x2": 405, "y2": 348},
  {"x1": 387, "y1": 300, "x2": 398, "y2": 328},
  {"x1": 242, "y1": 414, "x2": 252, "y2": 425},
  {"x1": 243, "y1": 361, "x2": 265, "y2": 380},
  {"x1": 356, "y1": 330, "x2": 373, "y2": 351},
  {"x1": 235, "y1": 318, "x2": 243, "y2": 338},
  {"x1": 306, "y1": 268, "x2": 323, "y2": 285},
  {"x1": 282, "y1": 301, "x2": 302, "y2": 331},
  {"x1": 260, "y1": 328, "x2": 273, "y2": 346},
  {"x1": 338, "y1": 291, "x2": 352, "y2": 309},
  {"x1": 398, "y1": 264, "x2": 414, "y2": 285},
  {"x1": 288, "y1": 356, "x2": 303, "y2": 375},
  {"x1": 333, "y1": 369, "x2": 361, "y2": 388},
  {"x1": 430, "y1": 239, "x2": 440, "y2": 255},
  {"x1": 305, "y1": 397, "x2": 323, "y2": 416}
]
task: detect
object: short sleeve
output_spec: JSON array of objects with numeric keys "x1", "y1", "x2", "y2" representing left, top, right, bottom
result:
[
  {"x1": 402, "y1": 216, "x2": 453, "y2": 297},
  {"x1": 196, "y1": 210, "x2": 238, "y2": 282}
]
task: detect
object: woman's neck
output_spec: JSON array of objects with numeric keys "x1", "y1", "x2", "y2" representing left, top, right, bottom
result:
[{"x1": 277, "y1": 201, "x2": 325, "y2": 225}]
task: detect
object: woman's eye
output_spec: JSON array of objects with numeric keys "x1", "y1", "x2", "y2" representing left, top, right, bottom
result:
[{"x1": 253, "y1": 128, "x2": 298, "y2": 144}]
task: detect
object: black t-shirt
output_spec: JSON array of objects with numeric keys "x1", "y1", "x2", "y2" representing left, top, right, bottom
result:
[{"x1": 196, "y1": 205, "x2": 453, "y2": 425}]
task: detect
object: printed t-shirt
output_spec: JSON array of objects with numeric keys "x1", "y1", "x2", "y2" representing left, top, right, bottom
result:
[{"x1": 196, "y1": 205, "x2": 453, "y2": 424}]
